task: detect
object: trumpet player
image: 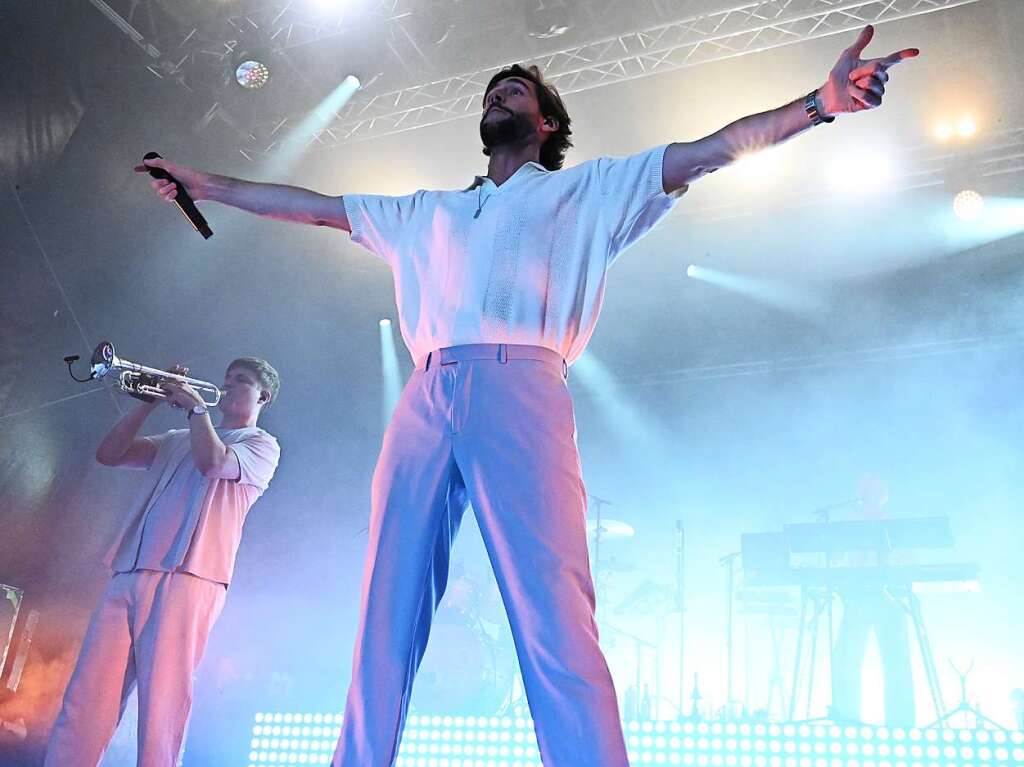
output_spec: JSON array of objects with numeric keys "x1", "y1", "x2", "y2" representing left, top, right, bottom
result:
[{"x1": 45, "y1": 357, "x2": 281, "y2": 767}]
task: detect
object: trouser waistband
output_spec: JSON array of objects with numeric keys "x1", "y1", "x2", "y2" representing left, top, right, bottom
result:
[{"x1": 415, "y1": 343, "x2": 567, "y2": 376}]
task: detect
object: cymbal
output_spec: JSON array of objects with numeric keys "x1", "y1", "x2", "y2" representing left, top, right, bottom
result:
[{"x1": 586, "y1": 519, "x2": 635, "y2": 540}]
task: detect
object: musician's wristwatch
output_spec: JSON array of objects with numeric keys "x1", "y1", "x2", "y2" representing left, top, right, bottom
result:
[
  {"x1": 187, "y1": 404, "x2": 208, "y2": 420},
  {"x1": 804, "y1": 89, "x2": 834, "y2": 126}
]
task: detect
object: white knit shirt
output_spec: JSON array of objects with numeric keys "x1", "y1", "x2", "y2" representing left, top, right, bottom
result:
[{"x1": 343, "y1": 144, "x2": 682, "y2": 364}]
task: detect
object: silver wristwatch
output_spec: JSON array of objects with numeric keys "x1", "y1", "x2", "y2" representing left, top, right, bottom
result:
[
  {"x1": 804, "y1": 89, "x2": 834, "y2": 126},
  {"x1": 187, "y1": 404, "x2": 208, "y2": 420}
]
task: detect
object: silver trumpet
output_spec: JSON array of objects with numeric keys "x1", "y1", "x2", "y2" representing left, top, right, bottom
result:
[{"x1": 89, "y1": 341, "x2": 223, "y2": 407}]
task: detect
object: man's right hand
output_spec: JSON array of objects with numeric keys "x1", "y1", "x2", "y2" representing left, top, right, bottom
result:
[{"x1": 134, "y1": 157, "x2": 208, "y2": 203}]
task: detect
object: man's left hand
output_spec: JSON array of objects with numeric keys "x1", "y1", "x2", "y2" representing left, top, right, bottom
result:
[{"x1": 819, "y1": 25, "x2": 919, "y2": 117}]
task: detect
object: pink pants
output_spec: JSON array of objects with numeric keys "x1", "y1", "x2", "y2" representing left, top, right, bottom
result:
[
  {"x1": 45, "y1": 570, "x2": 226, "y2": 767},
  {"x1": 334, "y1": 344, "x2": 628, "y2": 767}
]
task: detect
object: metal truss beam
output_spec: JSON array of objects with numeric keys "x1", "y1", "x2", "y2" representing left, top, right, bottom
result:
[
  {"x1": 92, "y1": 0, "x2": 986, "y2": 153},
  {"x1": 89, "y1": 0, "x2": 415, "y2": 88},
  {"x1": 675, "y1": 126, "x2": 1024, "y2": 223},
  {"x1": 259, "y1": 0, "x2": 983, "y2": 153},
  {"x1": 618, "y1": 332, "x2": 1024, "y2": 388},
  {"x1": 256, "y1": 0, "x2": 414, "y2": 54}
]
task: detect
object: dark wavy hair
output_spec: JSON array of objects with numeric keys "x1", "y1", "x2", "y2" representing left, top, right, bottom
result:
[{"x1": 482, "y1": 64, "x2": 573, "y2": 171}]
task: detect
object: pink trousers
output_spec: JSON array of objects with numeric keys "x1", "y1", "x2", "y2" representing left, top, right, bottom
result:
[
  {"x1": 334, "y1": 344, "x2": 628, "y2": 767},
  {"x1": 45, "y1": 570, "x2": 226, "y2": 767}
]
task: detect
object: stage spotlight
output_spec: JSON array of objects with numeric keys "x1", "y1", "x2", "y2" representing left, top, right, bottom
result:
[
  {"x1": 933, "y1": 120, "x2": 953, "y2": 142},
  {"x1": 934, "y1": 114, "x2": 978, "y2": 142},
  {"x1": 572, "y1": 352, "x2": 663, "y2": 446},
  {"x1": 680, "y1": 264, "x2": 825, "y2": 316},
  {"x1": 953, "y1": 189, "x2": 984, "y2": 221},
  {"x1": 378, "y1": 317, "x2": 401, "y2": 426},
  {"x1": 262, "y1": 73, "x2": 361, "y2": 173},
  {"x1": 956, "y1": 115, "x2": 977, "y2": 139},
  {"x1": 235, "y1": 59, "x2": 271, "y2": 90}
]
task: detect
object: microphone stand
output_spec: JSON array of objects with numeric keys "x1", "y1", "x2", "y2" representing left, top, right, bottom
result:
[
  {"x1": 675, "y1": 521, "x2": 686, "y2": 721},
  {"x1": 719, "y1": 550, "x2": 741, "y2": 720},
  {"x1": 589, "y1": 494, "x2": 612, "y2": 622},
  {"x1": 812, "y1": 505, "x2": 836, "y2": 711},
  {"x1": 810, "y1": 501, "x2": 857, "y2": 719}
]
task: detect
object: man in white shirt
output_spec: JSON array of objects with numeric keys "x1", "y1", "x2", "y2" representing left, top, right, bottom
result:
[
  {"x1": 45, "y1": 358, "x2": 281, "y2": 767},
  {"x1": 139, "y1": 26, "x2": 916, "y2": 765}
]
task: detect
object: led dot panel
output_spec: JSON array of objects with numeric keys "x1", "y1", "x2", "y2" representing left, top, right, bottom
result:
[{"x1": 245, "y1": 714, "x2": 1024, "y2": 767}]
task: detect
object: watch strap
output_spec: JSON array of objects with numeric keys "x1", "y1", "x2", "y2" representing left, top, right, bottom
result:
[{"x1": 804, "y1": 89, "x2": 835, "y2": 126}]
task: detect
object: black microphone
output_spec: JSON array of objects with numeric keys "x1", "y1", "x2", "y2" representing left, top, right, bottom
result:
[{"x1": 141, "y1": 151, "x2": 213, "y2": 239}]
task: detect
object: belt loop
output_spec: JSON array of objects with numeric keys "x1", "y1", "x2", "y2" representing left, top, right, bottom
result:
[
  {"x1": 498, "y1": 344, "x2": 508, "y2": 364},
  {"x1": 424, "y1": 351, "x2": 433, "y2": 371}
]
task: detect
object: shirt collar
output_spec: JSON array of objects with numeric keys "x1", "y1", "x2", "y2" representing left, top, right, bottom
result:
[{"x1": 466, "y1": 161, "x2": 547, "y2": 191}]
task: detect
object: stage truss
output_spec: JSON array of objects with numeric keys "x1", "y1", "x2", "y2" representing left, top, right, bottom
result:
[{"x1": 88, "y1": 0, "x2": 986, "y2": 156}]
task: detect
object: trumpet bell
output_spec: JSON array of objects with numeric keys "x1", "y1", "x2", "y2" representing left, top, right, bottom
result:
[{"x1": 91, "y1": 341, "x2": 116, "y2": 379}]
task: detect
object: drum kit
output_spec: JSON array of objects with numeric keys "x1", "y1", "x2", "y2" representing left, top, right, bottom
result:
[
  {"x1": 409, "y1": 562, "x2": 520, "y2": 716},
  {"x1": 408, "y1": 498, "x2": 683, "y2": 720}
]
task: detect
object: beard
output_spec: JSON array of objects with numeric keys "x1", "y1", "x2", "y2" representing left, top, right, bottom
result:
[{"x1": 479, "y1": 108, "x2": 536, "y2": 151}]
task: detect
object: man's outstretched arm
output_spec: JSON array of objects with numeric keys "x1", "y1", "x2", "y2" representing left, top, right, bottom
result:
[
  {"x1": 662, "y1": 25, "x2": 918, "y2": 193},
  {"x1": 136, "y1": 159, "x2": 351, "y2": 232}
]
